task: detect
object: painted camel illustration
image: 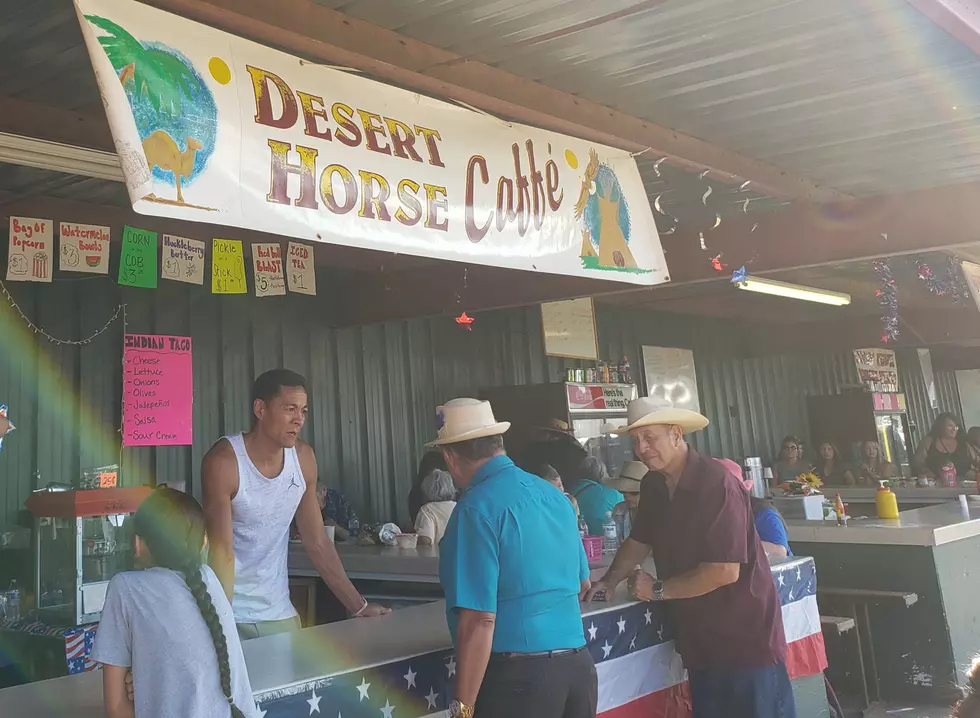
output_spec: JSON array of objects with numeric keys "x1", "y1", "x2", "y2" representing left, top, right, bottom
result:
[{"x1": 142, "y1": 130, "x2": 203, "y2": 204}]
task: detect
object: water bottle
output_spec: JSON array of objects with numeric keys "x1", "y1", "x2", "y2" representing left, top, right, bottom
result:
[
  {"x1": 602, "y1": 512, "x2": 619, "y2": 553},
  {"x1": 7, "y1": 580, "x2": 20, "y2": 622},
  {"x1": 578, "y1": 513, "x2": 588, "y2": 538},
  {"x1": 615, "y1": 508, "x2": 632, "y2": 543},
  {"x1": 349, "y1": 515, "x2": 361, "y2": 539}
]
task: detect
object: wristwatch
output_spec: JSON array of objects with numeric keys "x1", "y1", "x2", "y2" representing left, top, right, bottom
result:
[
  {"x1": 653, "y1": 580, "x2": 666, "y2": 601},
  {"x1": 449, "y1": 699, "x2": 475, "y2": 718}
]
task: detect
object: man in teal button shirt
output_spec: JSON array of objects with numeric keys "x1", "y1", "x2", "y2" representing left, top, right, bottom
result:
[{"x1": 434, "y1": 398, "x2": 597, "y2": 718}]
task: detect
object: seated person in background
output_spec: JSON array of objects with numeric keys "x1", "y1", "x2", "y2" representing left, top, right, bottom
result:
[
  {"x1": 528, "y1": 462, "x2": 580, "y2": 515},
  {"x1": 414, "y1": 470, "x2": 457, "y2": 546},
  {"x1": 565, "y1": 456, "x2": 624, "y2": 536},
  {"x1": 853, "y1": 440, "x2": 895, "y2": 486},
  {"x1": 913, "y1": 413, "x2": 979, "y2": 480},
  {"x1": 408, "y1": 450, "x2": 449, "y2": 524},
  {"x1": 607, "y1": 461, "x2": 647, "y2": 541},
  {"x1": 718, "y1": 458, "x2": 793, "y2": 560},
  {"x1": 772, "y1": 435, "x2": 812, "y2": 483},
  {"x1": 814, "y1": 442, "x2": 854, "y2": 486},
  {"x1": 316, "y1": 483, "x2": 359, "y2": 542}
]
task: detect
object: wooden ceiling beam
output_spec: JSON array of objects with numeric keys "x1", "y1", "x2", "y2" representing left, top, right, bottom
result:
[
  {"x1": 0, "y1": 96, "x2": 113, "y2": 152},
  {"x1": 660, "y1": 180, "x2": 980, "y2": 285},
  {"x1": 140, "y1": 0, "x2": 846, "y2": 203}
]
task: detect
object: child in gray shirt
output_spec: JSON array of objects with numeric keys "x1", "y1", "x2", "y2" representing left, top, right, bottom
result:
[{"x1": 93, "y1": 487, "x2": 259, "y2": 718}]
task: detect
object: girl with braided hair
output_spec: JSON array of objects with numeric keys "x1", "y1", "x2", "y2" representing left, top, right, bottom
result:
[{"x1": 93, "y1": 487, "x2": 259, "y2": 718}]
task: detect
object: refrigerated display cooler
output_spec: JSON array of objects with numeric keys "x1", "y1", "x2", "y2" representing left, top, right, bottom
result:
[
  {"x1": 479, "y1": 382, "x2": 638, "y2": 477},
  {"x1": 807, "y1": 391, "x2": 912, "y2": 477}
]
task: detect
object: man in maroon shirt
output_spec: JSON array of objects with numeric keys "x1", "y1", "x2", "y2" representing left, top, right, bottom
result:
[{"x1": 584, "y1": 399, "x2": 795, "y2": 718}]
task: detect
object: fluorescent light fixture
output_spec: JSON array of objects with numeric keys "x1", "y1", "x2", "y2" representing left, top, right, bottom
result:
[
  {"x1": 0, "y1": 133, "x2": 124, "y2": 182},
  {"x1": 735, "y1": 275, "x2": 851, "y2": 306}
]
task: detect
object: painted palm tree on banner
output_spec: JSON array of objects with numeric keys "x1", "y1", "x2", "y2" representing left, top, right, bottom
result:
[{"x1": 85, "y1": 15, "x2": 218, "y2": 208}]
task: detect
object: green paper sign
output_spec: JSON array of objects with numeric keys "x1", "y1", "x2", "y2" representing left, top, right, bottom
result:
[{"x1": 118, "y1": 226, "x2": 158, "y2": 289}]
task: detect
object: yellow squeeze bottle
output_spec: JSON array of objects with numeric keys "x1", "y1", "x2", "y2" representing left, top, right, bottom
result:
[{"x1": 876, "y1": 481, "x2": 900, "y2": 519}]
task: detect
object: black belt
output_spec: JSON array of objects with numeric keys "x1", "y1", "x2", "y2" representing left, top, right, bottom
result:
[{"x1": 492, "y1": 645, "x2": 586, "y2": 660}]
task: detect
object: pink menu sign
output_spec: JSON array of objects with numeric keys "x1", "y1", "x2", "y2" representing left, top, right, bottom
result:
[{"x1": 123, "y1": 334, "x2": 193, "y2": 446}]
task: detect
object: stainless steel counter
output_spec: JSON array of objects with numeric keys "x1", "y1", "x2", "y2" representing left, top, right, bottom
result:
[
  {"x1": 834, "y1": 486, "x2": 976, "y2": 505},
  {"x1": 787, "y1": 500, "x2": 980, "y2": 546},
  {"x1": 287, "y1": 541, "x2": 612, "y2": 583}
]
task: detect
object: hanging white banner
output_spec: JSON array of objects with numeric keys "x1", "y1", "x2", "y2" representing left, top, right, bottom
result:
[{"x1": 74, "y1": 0, "x2": 667, "y2": 286}]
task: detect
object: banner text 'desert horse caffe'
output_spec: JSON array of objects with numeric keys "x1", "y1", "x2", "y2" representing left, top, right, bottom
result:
[{"x1": 74, "y1": 0, "x2": 667, "y2": 284}]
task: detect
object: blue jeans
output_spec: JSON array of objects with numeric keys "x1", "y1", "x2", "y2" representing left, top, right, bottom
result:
[{"x1": 689, "y1": 662, "x2": 797, "y2": 718}]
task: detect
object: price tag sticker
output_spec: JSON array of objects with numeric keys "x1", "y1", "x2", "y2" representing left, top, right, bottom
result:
[{"x1": 99, "y1": 471, "x2": 118, "y2": 488}]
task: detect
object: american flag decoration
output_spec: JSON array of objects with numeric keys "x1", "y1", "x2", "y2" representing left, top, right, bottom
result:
[
  {"x1": 65, "y1": 625, "x2": 98, "y2": 675},
  {"x1": 254, "y1": 557, "x2": 826, "y2": 717}
]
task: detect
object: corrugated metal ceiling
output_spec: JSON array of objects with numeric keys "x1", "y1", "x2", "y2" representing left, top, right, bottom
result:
[{"x1": 319, "y1": 0, "x2": 980, "y2": 196}]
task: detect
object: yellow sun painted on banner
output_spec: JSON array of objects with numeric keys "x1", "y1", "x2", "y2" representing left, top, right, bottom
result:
[
  {"x1": 209, "y1": 57, "x2": 231, "y2": 85},
  {"x1": 565, "y1": 150, "x2": 579, "y2": 169}
]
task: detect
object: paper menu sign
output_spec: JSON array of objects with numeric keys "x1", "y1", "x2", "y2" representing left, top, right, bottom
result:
[
  {"x1": 123, "y1": 334, "x2": 193, "y2": 446},
  {"x1": 118, "y1": 226, "x2": 158, "y2": 288},
  {"x1": 211, "y1": 238, "x2": 247, "y2": 294},
  {"x1": 59, "y1": 222, "x2": 110, "y2": 274},
  {"x1": 161, "y1": 235, "x2": 205, "y2": 285},
  {"x1": 6, "y1": 217, "x2": 53, "y2": 282},
  {"x1": 252, "y1": 243, "x2": 285, "y2": 297},
  {"x1": 286, "y1": 241, "x2": 316, "y2": 296}
]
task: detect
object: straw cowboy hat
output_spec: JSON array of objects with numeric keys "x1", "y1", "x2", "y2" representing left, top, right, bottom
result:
[
  {"x1": 609, "y1": 397, "x2": 709, "y2": 435},
  {"x1": 428, "y1": 398, "x2": 511, "y2": 446},
  {"x1": 607, "y1": 460, "x2": 649, "y2": 493}
]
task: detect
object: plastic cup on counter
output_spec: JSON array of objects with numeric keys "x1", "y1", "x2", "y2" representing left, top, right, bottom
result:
[{"x1": 324, "y1": 524, "x2": 335, "y2": 542}]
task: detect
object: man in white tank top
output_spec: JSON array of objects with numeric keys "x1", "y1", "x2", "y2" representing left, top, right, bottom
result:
[{"x1": 202, "y1": 369, "x2": 390, "y2": 640}]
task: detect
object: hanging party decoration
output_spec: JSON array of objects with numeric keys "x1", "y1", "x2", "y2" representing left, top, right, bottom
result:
[
  {"x1": 653, "y1": 194, "x2": 664, "y2": 214},
  {"x1": 162, "y1": 235, "x2": 206, "y2": 285},
  {"x1": 699, "y1": 232, "x2": 707, "y2": 250},
  {"x1": 712, "y1": 213, "x2": 721, "y2": 229},
  {"x1": 698, "y1": 169, "x2": 710, "y2": 180},
  {"x1": 455, "y1": 312, "x2": 475, "y2": 331},
  {"x1": 739, "y1": 181, "x2": 751, "y2": 191},
  {"x1": 872, "y1": 260, "x2": 900, "y2": 343},
  {"x1": 211, "y1": 239, "x2": 247, "y2": 294},
  {"x1": 59, "y1": 222, "x2": 110, "y2": 275},
  {"x1": 118, "y1": 226, "x2": 158, "y2": 289},
  {"x1": 915, "y1": 257, "x2": 969, "y2": 302},
  {"x1": 7, "y1": 217, "x2": 53, "y2": 283},
  {"x1": 653, "y1": 157, "x2": 667, "y2": 177},
  {"x1": 701, "y1": 186, "x2": 713, "y2": 205},
  {"x1": 711, "y1": 255, "x2": 728, "y2": 272},
  {"x1": 731, "y1": 266, "x2": 748, "y2": 284},
  {"x1": 0, "y1": 405, "x2": 14, "y2": 454}
]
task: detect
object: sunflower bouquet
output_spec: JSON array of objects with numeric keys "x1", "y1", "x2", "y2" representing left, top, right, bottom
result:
[{"x1": 778, "y1": 471, "x2": 823, "y2": 496}]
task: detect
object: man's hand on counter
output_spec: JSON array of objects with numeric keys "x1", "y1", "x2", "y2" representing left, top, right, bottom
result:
[
  {"x1": 356, "y1": 603, "x2": 392, "y2": 618},
  {"x1": 581, "y1": 578, "x2": 611, "y2": 602}
]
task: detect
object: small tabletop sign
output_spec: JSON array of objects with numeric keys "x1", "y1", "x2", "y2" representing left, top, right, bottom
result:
[
  {"x1": 253, "y1": 242, "x2": 286, "y2": 297},
  {"x1": 6, "y1": 217, "x2": 53, "y2": 283},
  {"x1": 59, "y1": 222, "x2": 110, "y2": 274},
  {"x1": 212, "y1": 238, "x2": 247, "y2": 294},
  {"x1": 98, "y1": 470, "x2": 118, "y2": 488},
  {"x1": 286, "y1": 241, "x2": 316, "y2": 296},
  {"x1": 123, "y1": 334, "x2": 193, "y2": 446},
  {"x1": 118, "y1": 226, "x2": 158, "y2": 288},
  {"x1": 162, "y1": 235, "x2": 205, "y2": 285}
]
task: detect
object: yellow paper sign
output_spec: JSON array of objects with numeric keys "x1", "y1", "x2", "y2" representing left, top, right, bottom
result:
[{"x1": 211, "y1": 238, "x2": 246, "y2": 294}]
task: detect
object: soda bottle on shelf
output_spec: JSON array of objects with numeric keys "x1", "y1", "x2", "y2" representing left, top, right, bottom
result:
[{"x1": 622, "y1": 356, "x2": 632, "y2": 384}]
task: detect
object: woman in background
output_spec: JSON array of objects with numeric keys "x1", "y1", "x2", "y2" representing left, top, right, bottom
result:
[
  {"x1": 565, "y1": 456, "x2": 624, "y2": 536},
  {"x1": 814, "y1": 442, "x2": 854, "y2": 486},
  {"x1": 854, "y1": 440, "x2": 895, "y2": 486},
  {"x1": 414, "y1": 470, "x2": 457, "y2": 546},
  {"x1": 408, "y1": 450, "x2": 449, "y2": 524},
  {"x1": 93, "y1": 487, "x2": 258, "y2": 718},
  {"x1": 608, "y1": 461, "x2": 647, "y2": 542},
  {"x1": 913, "y1": 413, "x2": 978, "y2": 480},
  {"x1": 718, "y1": 458, "x2": 792, "y2": 560},
  {"x1": 528, "y1": 462, "x2": 580, "y2": 516},
  {"x1": 772, "y1": 435, "x2": 811, "y2": 484}
]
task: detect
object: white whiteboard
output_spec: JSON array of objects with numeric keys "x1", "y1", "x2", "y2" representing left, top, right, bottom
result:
[
  {"x1": 642, "y1": 346, "x2": 701, "y2": 413},
  {"x1": 957, "y1": 369, "x2": 980, "y2": 430},
  {"x1": 541, "y1": 297, "x2": 599, "y2": 360}
]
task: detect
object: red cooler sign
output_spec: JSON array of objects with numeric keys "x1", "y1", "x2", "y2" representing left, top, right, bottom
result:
[{"x1": 567, "y1": 383, "x2": 635, "y2": 412}]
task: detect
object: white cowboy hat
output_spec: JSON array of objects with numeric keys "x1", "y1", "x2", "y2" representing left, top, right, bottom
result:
[
  {"x1": 428, "y1": 398, "x2": 511, "y2": 446},
  {"x1": 607, "y1": 461, "x2": 648, "y2": 493},
  {"x1": 609, "y1": 397, "x2": 709, "y2": 435}
]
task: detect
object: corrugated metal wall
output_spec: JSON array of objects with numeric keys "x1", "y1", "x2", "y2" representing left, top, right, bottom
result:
[
  {"x1": 896, "y1": 348, "x2": 964, "y2": 448},
  {"x1": 0, "y1": 278, "x2": 963, "y2": 528}
]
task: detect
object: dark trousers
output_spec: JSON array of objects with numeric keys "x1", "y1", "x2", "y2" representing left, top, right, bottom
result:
[
  {"x1": 689, "y1": 661, "x2": 797, "y2": 718},
  {"x1": 475, "y1": 646, "x2": 597, "y2": 718}
]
